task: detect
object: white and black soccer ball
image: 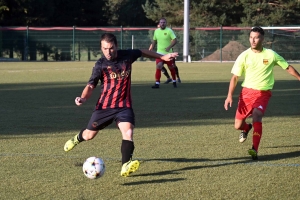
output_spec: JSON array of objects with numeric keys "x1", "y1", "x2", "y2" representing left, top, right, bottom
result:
[{"x1": 82, "y1": 157, "x2": 105, "y2": 179}]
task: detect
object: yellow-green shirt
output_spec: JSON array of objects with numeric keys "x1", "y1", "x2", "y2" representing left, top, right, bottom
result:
[
  {"x1": 231, "y1": 48, "x2": 289, "y2": 90},
  {"x1": 153, "y1": 27, "x2": 176, "y2": 55}
]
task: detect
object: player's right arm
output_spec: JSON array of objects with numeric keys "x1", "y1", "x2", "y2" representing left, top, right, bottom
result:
[
  {"x1": 224, "y1": 75, "x2": 239, "y2": 110},
  {"x1": 75, "y1": 85, "x2": 94, "y2": 106},
  {"x1": 149, "y1": 40, "x2": 157, "y2": 51},
  {"x1": 75, "y1": 63, "x2": 101, "y2": 106}
]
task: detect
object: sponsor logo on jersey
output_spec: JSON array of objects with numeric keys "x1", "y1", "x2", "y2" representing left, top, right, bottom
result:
[{"x1": 263, "y1": 59, "x2": 268, "y2": 65}]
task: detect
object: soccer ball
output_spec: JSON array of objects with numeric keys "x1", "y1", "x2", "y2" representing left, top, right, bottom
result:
[{"x1": 82, "y1": 157, "x2": 105, "y2": 179}]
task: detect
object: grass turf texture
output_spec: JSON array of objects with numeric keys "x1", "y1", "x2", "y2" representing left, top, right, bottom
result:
[{"x1": 0, "y1": 62, "x2": 300, "y2": 200}]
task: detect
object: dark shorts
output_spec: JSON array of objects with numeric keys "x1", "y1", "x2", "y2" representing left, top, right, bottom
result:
[{"x1": 86, "y1": 107, "x2": 135, "y2": 131}]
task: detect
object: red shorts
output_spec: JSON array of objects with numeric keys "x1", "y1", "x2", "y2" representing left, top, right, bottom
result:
[
  {"x1": 155, "y1": 58, "x2": 174, "y2": 67},
  {"x1": 235, "y1": 87, "x2": 272, "y2": 120}
]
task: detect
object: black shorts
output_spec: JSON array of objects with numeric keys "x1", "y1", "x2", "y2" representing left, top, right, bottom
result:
[{"x1": 86, "y1": 107, "x2": 135, "y2": 131}]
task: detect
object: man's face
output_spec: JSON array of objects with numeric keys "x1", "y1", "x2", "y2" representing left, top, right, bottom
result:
[
  {"x1": 159, "y1": 19, "x2": 167, "y2": 30},
  {"x1": 249, "y1": 31, "x2": 264, "y2": 50},
  {"x1": 101, "y1": 40, "x2": 117, "y2": 60}
]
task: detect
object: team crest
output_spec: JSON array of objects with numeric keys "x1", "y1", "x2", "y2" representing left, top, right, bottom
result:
[
  {"x1": 263, "y1": 59, "x2": 268, "y2": 65},
  {"x1": 110, "y1": 72, "x2": 117, "y2": 79},
  {"x1": 92, "y1": 122, "x2": 98, "y2": 128}
]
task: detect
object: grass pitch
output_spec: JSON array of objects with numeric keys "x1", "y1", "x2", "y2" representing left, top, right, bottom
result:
[{"x1": 0, "y1": 61, "x2": 300, "y2": 200}]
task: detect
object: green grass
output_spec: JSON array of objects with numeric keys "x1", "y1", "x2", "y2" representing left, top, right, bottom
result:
[{"x1": 0, "y1": 62, "x2": 300, "y2": 200}]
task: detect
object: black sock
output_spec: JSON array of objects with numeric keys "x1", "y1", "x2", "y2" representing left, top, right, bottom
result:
[
  {"x1": 162, "y1": 66, "x2": 170, "y2": 79},
  {"x1": 77, "y1": 129, "x2": 85, "y2": 142},
  {"x1": 174, "y1": 66, "x2": 179, "y2": 78},
  {"x1": 121, "y1": 140, "x2": 134, "y2": 165}
]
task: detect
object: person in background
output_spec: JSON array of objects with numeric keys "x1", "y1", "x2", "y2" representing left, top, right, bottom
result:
[
  {"x1": 149, "y1": 18, "x2": 179, "y2": 88},
  {"x1": 149, "y1": 24, "x2": 181, "y2": 84}
]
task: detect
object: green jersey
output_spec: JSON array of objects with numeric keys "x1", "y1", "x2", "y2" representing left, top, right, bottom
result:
[
  {"x1": 153, "y1": 27, "x2": 176, "y2": 55},
  {"x1": 231, "y1": 48, "x2": 289, "y2": 90}
]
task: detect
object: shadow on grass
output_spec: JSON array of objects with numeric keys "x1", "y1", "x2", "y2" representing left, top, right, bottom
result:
[
  {"x1": 122, "y1": 150, "x2": 300, "y2": 185},
  {"x1": 0, "y1": 80, "x2": 299, "y2": 135},
  {"x1": 122, "y1": 178, "x2": 185, "y2": 186}
]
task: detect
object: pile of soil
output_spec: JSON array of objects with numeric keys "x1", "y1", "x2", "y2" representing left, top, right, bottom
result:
[{"x1": 201, "y1": 41, "x2": 247, "y2": 61}]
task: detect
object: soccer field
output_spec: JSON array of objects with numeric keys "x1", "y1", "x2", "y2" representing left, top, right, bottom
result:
[{"x1": 0, "y1": 62, "x2": 299, "y2": 199}]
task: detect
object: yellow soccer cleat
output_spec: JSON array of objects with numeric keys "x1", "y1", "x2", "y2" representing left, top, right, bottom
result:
[
  {"x1": 64, "y1": 134, "x2": 80, "y2": 152},
  {"x1": 120, "y1": 160, "x2": 140, "y2": 177}
]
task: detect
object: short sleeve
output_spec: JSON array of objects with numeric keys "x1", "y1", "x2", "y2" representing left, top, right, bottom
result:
[{"x1": 87, "y1": 61, "x2": 103, "y2": 88}]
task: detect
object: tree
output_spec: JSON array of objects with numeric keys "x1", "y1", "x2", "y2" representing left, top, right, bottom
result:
[
  {"x1": 142, "y1": 0, "x2": 300, "y2": 27},
  {"x1": 104, "y1": 0, "x2": 155, "y2": 26}
]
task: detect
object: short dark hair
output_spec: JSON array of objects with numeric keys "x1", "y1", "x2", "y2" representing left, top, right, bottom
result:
[
  {"x1": 159, "y1": 18, "x2": 167, "y2": 22},
  {"x1": 100, "y1": 33, "x2": 118, "y2": 46},
  {"x1": 251, "y1": 26, "x2": 265, "y2": 36}
]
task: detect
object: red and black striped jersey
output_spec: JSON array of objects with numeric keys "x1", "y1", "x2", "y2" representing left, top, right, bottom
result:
[{"x1": 87, "y1": 49, "x2": 142, "y2": 110}]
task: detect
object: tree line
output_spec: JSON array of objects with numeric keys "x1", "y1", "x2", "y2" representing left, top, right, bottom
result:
[{"x1": 0, "y1": 0, "x2": 299, "y2": 27}]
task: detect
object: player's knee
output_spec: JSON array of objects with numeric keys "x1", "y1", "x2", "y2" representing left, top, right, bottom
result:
[
  {"x1": 234, "y1": 124, "x2": 241, "y2": 130},
  {"x1": 234, "y1": 121, "x2": 243, "y2": 130},
  {"x1": 83, "y1": 130, "x2": 98, "y2": 140}
]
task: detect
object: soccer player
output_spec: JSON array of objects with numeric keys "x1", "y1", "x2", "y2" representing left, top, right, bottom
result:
[
  {"x1": 149, "y1": 24, "x2": 181, "y2": 84},
  {"x1": 64, "y1": 33, "x2": 178, "y2": 177},
  {"x1": 149, "y1": 18, "x2": 179, "y2": 88},
  {"x1": 224, "y1": 26, "x2": 300, "y2": 160}
]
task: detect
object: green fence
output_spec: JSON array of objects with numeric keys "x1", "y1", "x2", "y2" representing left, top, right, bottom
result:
[{"x1": 0, "y1": 26, "x2": 299, "y2": 62}]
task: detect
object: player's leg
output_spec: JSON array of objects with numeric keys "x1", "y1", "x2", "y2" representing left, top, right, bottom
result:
[
  {"x1": 64, "y1": 129, "x2": 99, "y2": 152},
  {"x1": 235, "y1": 118, "x2": 253, "y2": 143},
  {"x1": 248, "y1": 90, "x2": 271, "y2": 159},
  {"x1": 161, "y1": 65, "x2": 172, "y2": 84},
  {"x1": 247, "y1": 108, "x2": 263, "y2": 159},
  {"x1": 166, "y1": 61, "x2": 177, "y2": 88},
  {"x1": 152, "y1": 60, "x2": 164, "y2": 88},
  {"x1": 64, "y1": 109, "x2": 113, "y2": 152},
  {"x1": 173, "y1": 60, "x2": 181, "y2": 83},
  {"x1": 117, "y1": 108, "x2": 140, "y2": 177},
  {"x1": 235, "y1": 88, "x2": 253, "y2": 144}
]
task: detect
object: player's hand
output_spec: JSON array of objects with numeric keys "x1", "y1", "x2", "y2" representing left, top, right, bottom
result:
[
  {"x1": 224, "y1": 97, "x2": 232, "y2": 110},
  {"x1": 162, "y1": 52, "x2": 178, "y2": 61},
  {"x1": 75, "y1": 97, "x2": 86, "y2": 106}
]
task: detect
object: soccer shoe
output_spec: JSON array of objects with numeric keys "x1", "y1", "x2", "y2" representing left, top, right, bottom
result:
[
  {"x1": 248, "y1": 148, "x2": 258, "y2": 160},
  {"x1": 177, "y1": 78, "x2": 181, "y2": 83},
  {"x1": 173, "y1": 82, "x2": 177, "y2": 88},
  {"x1": 239, "y1": 124, "x2": 252, "y2": 143},
  {"x1": 151, "y1": 84, "x2": 160, "y2": 89},
  {"x1": 164, "y1": 78, "x2": 172, "y2": 84},
  {"x1": 120, "y1": 160, "x2": 140, "y2": 177},
  {"x1": 64, "y1": 134, "x2": 80, "y2": 152}
]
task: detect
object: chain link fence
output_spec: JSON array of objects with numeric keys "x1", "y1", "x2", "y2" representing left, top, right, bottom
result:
[{"x1": 0, "y1": 26, "x2": 299, "y2": 62}]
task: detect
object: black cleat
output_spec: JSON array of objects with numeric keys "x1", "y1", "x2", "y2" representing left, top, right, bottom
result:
[
  {"x1": 173, "y1": 82, "x2": 177, "y2": 88},
  {"x1": 151, "y1": 84, "x2": 160, "y2": 89},
  {"x1": 164, "y1": 78, "x2": 172, "y2": 84},
  {"x1": 239, "y1": 124, "x2": 252, "y2": 143}
]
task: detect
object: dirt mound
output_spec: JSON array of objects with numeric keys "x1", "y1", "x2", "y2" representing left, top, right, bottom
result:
[{"x1": 201, "y1": 41, "x2": 247, "y2": 61}]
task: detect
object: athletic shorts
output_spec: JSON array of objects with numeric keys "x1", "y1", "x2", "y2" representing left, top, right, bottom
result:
[
  {"x1": 235, "y1": 87, "x2": 272, "y2": 120},
  {"x1": 86, "y1": 107, "x2": 135, "y2": 131},
  {"x1": 155, "y1": 58, "x2": 174, "y2": 67}
]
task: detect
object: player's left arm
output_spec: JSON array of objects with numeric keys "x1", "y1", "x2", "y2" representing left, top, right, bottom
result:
[
  {"x1": 140, "y1": 49, "x2": 178, "y2": 61},
  {"x1": 286, "y1": 65, "x2": 300, "y2": 81},
  {"x1": 165, "y1": 38, "x2": 177, "y2": 52}
]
